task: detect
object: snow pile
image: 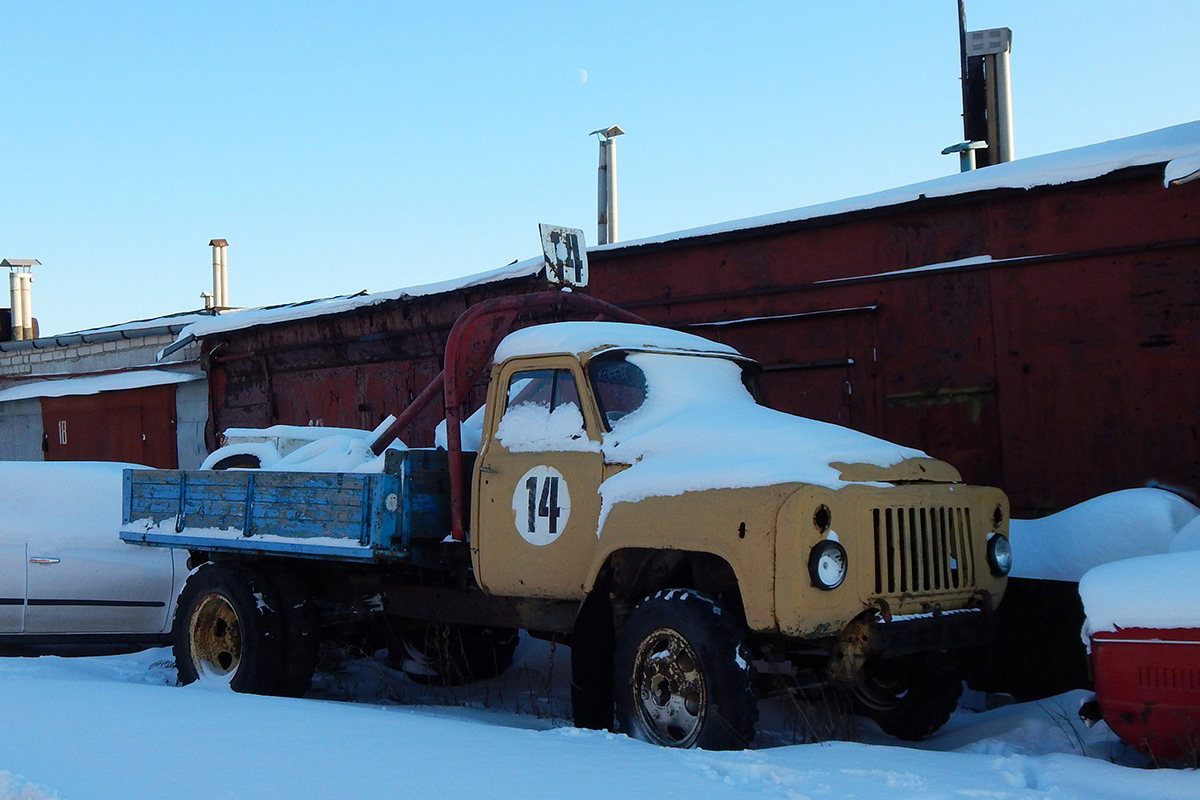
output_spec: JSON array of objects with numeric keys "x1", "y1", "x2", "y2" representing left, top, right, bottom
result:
[
  {"x1": 1009, "y1": 488, "x2": 1200, "y2": 582},
  {"x1": 597, "y1": 353, "x2": 924, "y2": 525},
  {"x1": 1009, "y1": 490, "x2": 1200, "y2": 636},
  {"x1": 1080, "y1": 549, "x2": 1200, "y2": 636}
]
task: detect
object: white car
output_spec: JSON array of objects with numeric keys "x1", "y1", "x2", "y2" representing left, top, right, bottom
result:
[{"x1": 0, "y1": 461, "x2": 189, "y2": 653}]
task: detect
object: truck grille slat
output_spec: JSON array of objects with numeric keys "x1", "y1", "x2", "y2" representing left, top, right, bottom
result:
[{"x1": 873, "y1": 505, "x2": 977, "y2": 595}]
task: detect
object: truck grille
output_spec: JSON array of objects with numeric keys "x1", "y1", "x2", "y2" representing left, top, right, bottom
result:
[{"x1": 872, "y1": 506, "x2": 977, "y2": 594}]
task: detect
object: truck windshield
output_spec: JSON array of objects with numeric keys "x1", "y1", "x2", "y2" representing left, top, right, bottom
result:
[
  {"x1": 589, "y1": 354, "x2": 648, "y2": 429},
  {"x1": 590, "y1": 351, "x2": 765, "y2": 432}
]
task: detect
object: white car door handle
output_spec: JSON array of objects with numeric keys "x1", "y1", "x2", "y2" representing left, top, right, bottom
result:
[{"x1": 29, "y1": 557, "x2": 61, "y2": 564}]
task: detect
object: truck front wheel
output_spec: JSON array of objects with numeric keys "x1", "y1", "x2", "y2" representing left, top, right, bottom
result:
[
  {"x1": 614, "y1": 589, "x2": 757, "y2": 750},
  {"x1": 848, "y1": 654, "x2": 964, "y2": 740},
  {"x1": 173, "y1": 564, "x2": 286, "y2": 694}
]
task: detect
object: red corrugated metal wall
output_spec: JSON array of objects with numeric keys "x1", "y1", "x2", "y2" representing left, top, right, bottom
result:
[{"x1": 202, "y1": 165, "x2": 1200, "y2": 516}]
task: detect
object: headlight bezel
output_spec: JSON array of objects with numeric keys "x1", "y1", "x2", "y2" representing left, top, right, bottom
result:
[
  {"x1": 987, "y1": 533, "x2": 1013, "y2": 576},
  {"x1": 809, "y1": 539, "x2": 848, "y2": 590}
]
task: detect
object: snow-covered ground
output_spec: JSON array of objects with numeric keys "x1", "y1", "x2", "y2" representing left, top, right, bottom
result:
[{"x1": 2, "y1": 639, "x2": 1197, "y2": 800}]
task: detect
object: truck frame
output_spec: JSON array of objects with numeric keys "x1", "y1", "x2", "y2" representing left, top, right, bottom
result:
[{"x1": 122, "y1": 288, "x2": 1011, "y2": 749}]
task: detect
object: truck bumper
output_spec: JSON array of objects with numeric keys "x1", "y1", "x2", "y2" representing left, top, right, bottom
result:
[{"x1": 829, "y1": 597, "x2": 997, "y2": 682}]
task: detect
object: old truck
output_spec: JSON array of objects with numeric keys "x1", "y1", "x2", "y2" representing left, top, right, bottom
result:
[{"x1": 121, "y1": 285, "x2": 1011, "y2": 749}]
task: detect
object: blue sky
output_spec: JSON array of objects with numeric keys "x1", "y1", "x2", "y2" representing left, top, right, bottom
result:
[{"x1": 2, "y1": 1, "x2": 1197, "y2": 334}]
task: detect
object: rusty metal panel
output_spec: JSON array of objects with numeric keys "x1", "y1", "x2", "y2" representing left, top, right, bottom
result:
[{"x1": 41, "y1": 384, "x2": 178, "y2": 468}]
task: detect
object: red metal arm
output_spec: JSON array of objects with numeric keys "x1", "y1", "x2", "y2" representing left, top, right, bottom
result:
[{"x1": 371, "y1": 290, "x2": 647, "y2": 542}]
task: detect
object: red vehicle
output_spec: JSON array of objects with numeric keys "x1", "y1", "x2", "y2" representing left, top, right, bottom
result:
[
  {"x1": 1080, "y1": 549, "x2": 1200, "y2": 764},
  {"x1": 1089, "y1": 627, "x2": 1200, "y2": 763}
]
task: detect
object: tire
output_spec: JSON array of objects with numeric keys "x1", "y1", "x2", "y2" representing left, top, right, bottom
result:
[
  {"x1": 848, "y1": 655, "x2": 964, "y2": 740},
  {"x1": 209, "y1": 454, "x2": 261, "y2": 470},
  {"x1": 392, "y1": 623, "x2": 520, "y2": 686},
  {"x1": 173, "y1": 563, "x2": 286, "y2": 694},
  {"x1": 614, "y1": 589, "x2": 758, "y2": 750}
]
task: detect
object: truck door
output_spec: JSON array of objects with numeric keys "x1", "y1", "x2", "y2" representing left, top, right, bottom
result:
[
  {"x1": 0, "y1": 544, "x2": 25, "y2": 633},
  {"x1": 473, "y1": 358, "x2": 604, "y2": 599}
]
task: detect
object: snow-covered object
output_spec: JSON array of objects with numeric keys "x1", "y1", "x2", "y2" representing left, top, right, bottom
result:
[
  {"x1": 596, "y1": 352, "x2": 926, "y2": 525},
  {"x1": 1080, "y1": 550, "x2": 1200, "y2": 637},
  {"x1": 434, "y1": 405, "x2": 485, "y2": 452},
  {"x1": 201, "y1": 418, "x2": 405, "y2": 472},
  {"x1": 0, "y1": 461, "x2": 146, "y2": 543},
  {"x1": 1009, "y1": 488, "x2": 1200, "y2": 582}
]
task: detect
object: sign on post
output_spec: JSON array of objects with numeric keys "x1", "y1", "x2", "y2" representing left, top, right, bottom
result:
[{"x1": 539, "y1": 224, "x2": 589, "y2": 288}]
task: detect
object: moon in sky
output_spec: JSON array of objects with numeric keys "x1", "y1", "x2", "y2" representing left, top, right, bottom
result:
[{"x1": 579, "y1": 68, "x2": 588, "y2": 84}]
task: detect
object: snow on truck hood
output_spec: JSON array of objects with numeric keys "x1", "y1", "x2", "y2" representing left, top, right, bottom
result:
[{"x1": 593, "y1": 351, "x2": 929, "y2": 523}]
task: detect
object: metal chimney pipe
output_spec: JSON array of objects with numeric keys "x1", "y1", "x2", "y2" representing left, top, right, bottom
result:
[
  {"x1": 208, "y1": 239, "x2": 228, "y2": 309},
  {"x1": 590, "y1": 125, "x2": 625, "y2": 245},
  {"x1": 18, "y1": 273, "x2": 33, "y2": 340},
  {"x1": 9, "y1": 272, "x2": 24, "y2": 341},
  {"x1": 219, "y1": 243, "x2": 229, "y2": 308},
  {"x1": 993, "y1": 44, "x2": 1015, "y2": 163}
]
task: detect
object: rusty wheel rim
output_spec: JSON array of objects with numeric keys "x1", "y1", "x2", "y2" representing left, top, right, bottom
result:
[
  {"x1": 188, "y1": 592, "x2": 242, "y2": 678},
  {"x1": 632, "y1": 627, "x2": 705, "y2": 747}
]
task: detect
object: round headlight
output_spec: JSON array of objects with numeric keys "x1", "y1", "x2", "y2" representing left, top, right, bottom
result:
[
  {"x1": 987, "y1": 534, "x2": 1013, "y2": 576},
  {"x1": 809, "y1": 540, "x2": 848, "y2": 590}
]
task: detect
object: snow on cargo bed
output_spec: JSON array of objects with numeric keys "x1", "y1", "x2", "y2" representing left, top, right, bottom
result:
[{"x1": 202, "y1": 417, "x2": 405, "y2": 472}]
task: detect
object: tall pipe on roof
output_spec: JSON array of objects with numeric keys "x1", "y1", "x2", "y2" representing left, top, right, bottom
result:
[
  {"x1": 209, "y1": 239, "x2": 229, "y2": 309},
  {"x1": 9, "y1": 272, "x2": 24, "y2": 341},
  {"x1": 18, "y1": 273, "x2": 33, "y2": 340},
  {"x1": 592, "y1": 125, "x2": 625, "y2": 245}
]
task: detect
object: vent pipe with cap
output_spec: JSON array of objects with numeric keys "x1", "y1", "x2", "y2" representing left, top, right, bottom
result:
[
  {"x1": 208, "y1": 239, "x2": 229, "y2": 309},
  {"x1": 590, "y1": 125, "x2": 625, "y2": 245}
]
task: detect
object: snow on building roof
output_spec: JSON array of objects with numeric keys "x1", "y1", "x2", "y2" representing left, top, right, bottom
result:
[
  {"x1": 593, "y1": 120, "x2": 1200, "y2": 251},
  {"x1": 0, "y1": 369, "x2": 202, "y2": 402},
  {"x1": 159, "y1": 259, "x2": 545, "y2": 356},
  {"x1": 493, "y1": 321, "x2": 741, "y2": 363},
  {"x1": 162, "y1": 121, "x2": 1200, "y2": 350}
]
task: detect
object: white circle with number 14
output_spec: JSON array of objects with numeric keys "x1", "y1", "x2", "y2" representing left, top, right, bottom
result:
[{"x1": 512, "y1": 465, "x2": 572, "y2": 546}]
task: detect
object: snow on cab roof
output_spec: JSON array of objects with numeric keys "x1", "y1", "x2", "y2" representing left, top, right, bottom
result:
[
  {"x1": 492, "y1": 321, "x2": 741, "y2": 363},
  {"x1": 162, "y1": 121, "x2": 1200, "y2": 348}
]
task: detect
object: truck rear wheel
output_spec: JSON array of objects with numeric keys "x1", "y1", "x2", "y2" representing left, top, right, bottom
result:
[
  {"x1": 173, "y1": 563, "x2": 286, "y2": 694},
  {"x1": 848, "y1": 654, "x2": 964, "y2": 740},
  {"x1": 392, "y1": 623, "x2": 519, "y2": 686},
  {"x1": 614, "y1": 589, "x2": 757, "y2": 750}
]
